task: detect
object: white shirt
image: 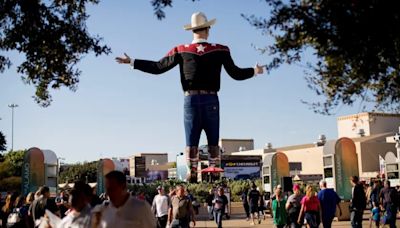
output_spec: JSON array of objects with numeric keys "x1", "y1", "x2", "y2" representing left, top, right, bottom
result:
[
  {"x1": 152, "y1": 194, "x2": 171, "y2": 217},
  {"x1": 57, "y1": 205, "x2": 91, "y2": 228},
  {"x1": 93, "y1": 195, "x2": 156, "y2": 228}
]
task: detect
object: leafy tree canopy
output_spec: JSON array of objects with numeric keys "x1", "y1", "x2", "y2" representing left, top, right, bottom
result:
[
  {"x1": 0, "y1": 149, "x2": 25, "y2": 179},
  {"x1": 243, "y1": 0, "x2": 400, "y2": 114},
  {"x1": 0, "y1": 131, "x2": 6, "y2": 152},
  {"x1": 0, "y1": 0, "x2": 111, "y2": 106},
  {"x1": 59, "y1": 160, "x2": 98, "y2": 183}
]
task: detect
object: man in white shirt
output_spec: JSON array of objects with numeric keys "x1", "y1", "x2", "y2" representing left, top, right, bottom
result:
[
  {"x1": 152, "y1": 186, "x2": 171, "y2": 228},
  {"x1": 58, "y1": 181, "x2": 92, "y2": 228},
  {"x1": 91, "y1": 171, "x2": 156, "y2": 228}
]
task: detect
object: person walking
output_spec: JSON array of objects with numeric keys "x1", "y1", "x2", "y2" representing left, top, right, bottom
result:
[
  {"x1": 2, "y1": 193, "x2": 16, "y2": 228},
  {"x1": 258, "y1": 190, "x2": 266, "y2": 221},
  {"x1": 91, "y1": 171, "x2": 156, "y2": 228},
  {"x1": 379, "y1": 180, "x2": 398, "y2": 228},
  {"x1": 241, "y1": 189, "x2": 250, "y2": 221},
  {"x1": 58, "y1": 181, "x2": 93, "y2": 228},
  {"x1": 370, "y1": 180, "x2": 382, "y2": 209},
  {"x1": 298, "y1": 185, "x2": 321, "y2": 228},
  {"x1": 248, "y1": 183, "x2": 261, "y2": 225},
  {"x1": 349, "y1": 176, "x2": 366, "y2": 228},
  {"x1": 168, "y1": 184, "x2": 196, "y2": 228},
  {"x1": 272, "y1": 187, "x2": 287, "y2": 228},
  {"x1": 286, "y1": 184, "x2": 303, "y2": 228},
  {"x1": 205, "y1": 189, "x2": 214, "y2": 220},
  {"x1": 29, "y1": 186, "x2": 60, "y2": 225},
  {"x1": 213, "y1": 187, "x2": 228, "y2": 228},
  {"x1": 152, "y1": 186, "x2": 171, "y2": 228},
  {"x1": 318, "y1": 179, "x2": 342, "y2": 228},
  {"x1": 116, "y1": 12, "x2": 264, "y2": 183}
]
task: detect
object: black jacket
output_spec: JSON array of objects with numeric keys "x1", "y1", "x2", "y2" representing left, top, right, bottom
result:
[
  {"x1": 134, "y1": 42, "x2": 254, "y2": 91},
  {"x1": 351, "y1": 184, "x2": 366, "y2": 210}
]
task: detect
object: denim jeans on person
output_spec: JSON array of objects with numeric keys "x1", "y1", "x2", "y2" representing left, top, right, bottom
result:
[
  {"x1": 321, "y1": 216, "x2": 335, "y2": 228},
  {"x1": 170, "y1": 218, "x2": 190, "y2": 228},
  {"x1": 214, "y1": 210, "x2": 224, "y2": 228},
  {"x1": 184, "y1": 94, "x2": 219, "y2": 147},
  {"x1": 243, "y1": 203, "x2": 250, "y2": 218},
  {"x1": 157, "y1": 215, "x2": 168, "y2": 228},
  {"x1": 207, "y1": 206, "x2": 214, "y2": 219},
  {"x1": 350, "y1": 209, "x2": 363, "y2": 228}
]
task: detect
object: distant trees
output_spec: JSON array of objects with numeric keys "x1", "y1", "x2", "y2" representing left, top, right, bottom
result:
[
  {"x1": 0, "y1": 131, "x2": 6, "y2": 152},
  {"x1": 59, "y1": 161, "x2": 98, "y2": 183},
  {"x1": 0, "y1": 150, "x2": 25, "y2": 191}
]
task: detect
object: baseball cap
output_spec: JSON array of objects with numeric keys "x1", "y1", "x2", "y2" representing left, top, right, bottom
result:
[
  {"x1": 276, "y1": 184, "x2": 282, "y2": 189},
  {"x1": 157, "y1": 186, "x2": 163, "y2": 190},
  {"x1": 293, "y1": 184, "x2": 300, "y2": 191}
]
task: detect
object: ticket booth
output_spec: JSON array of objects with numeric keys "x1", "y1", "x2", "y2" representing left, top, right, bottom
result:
[
  {"x1": 323, "y1": 137, "x2": 359, "y2": 220},
  {"x1": 262, "y1": 152, "x2": 289, "y2": 195},
  {"x1": 384, "y1": 151, "x2": 400, "y2": 186}
]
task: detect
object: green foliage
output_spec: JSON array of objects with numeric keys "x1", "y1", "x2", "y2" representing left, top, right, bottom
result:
[
  {"x1": 244, "y1": 0, "x2": 400, "y2": 114},
  {"x1": 0, "y1": 131, "x2": 6, "y2": 152},
  {"x1": 59, "y1": 161, "x2": 98, "y2": 183},
  {"x1": 4, "y1": 150, "x2": 25, "y2": 176},
  {"x1": 0, "y1": 0, "x2": 111, "y2": 107},
  {"x1": 127, "y1": 179, "x2": 263, "y2": 203},
  {"x1": 0, "y1": 150, "x2": 25, "y2": 191},
  {"x1": 0, "y1": 150, "x2": 25, "y2": 179},
  {"x1": 0, "y1": 176, "x2": 21, "y2": 192},
  {"x1": 151, "y1": 0, "x2": 198, "y2": 20}
]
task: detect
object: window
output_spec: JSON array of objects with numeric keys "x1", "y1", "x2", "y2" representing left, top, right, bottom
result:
[
  {"x1": 323, "y1": 156, "x2": 333, "y2": 166},
  {"x1": 324, "y1": 168, "x2": 333, "y2": 178},
  {"x1": 263, "y1": 176, "x2": 270, "y2": 184},
  {"x1": 263, "y1": 167, "x2": 270, "y2": 175},
  {"x1": 387, "y1": 172, "x2": 399, "y2": 179},
  {"x1": 289, "y1": 162, "x2": 302, "y2": 171}
]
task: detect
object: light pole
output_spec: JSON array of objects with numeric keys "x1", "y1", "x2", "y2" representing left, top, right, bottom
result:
[{"x1": 8, "y1": 104, "x2": 18, "y2": 151}]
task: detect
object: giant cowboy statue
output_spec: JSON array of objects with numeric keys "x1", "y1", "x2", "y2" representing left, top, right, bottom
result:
[{"x1": 116, "y1": 12, "x2": 264, "y2": 183}]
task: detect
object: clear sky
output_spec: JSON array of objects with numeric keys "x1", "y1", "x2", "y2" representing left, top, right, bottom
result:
[{"x1": 0, "y1": 0, "x2": 368, "y2": 163}]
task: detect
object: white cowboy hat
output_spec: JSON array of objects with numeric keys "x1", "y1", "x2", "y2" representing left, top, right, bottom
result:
[{"x1": 184, "y1": 12, "x2": 216, "y2": 31}]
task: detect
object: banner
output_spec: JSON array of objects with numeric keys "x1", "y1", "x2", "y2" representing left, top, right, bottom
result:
[
  {"x1": 379, "y1": 155, "x2": 385, "y2": 177},
  {"x1": 335, "y1": 138, "x2": 359, "y2": 200},
  {"x1": 22, "y1": 148, "x2": 45, "y2": 195},
  {"x1": 222, "y1": 161, "x2": 260, "y2": 180}
]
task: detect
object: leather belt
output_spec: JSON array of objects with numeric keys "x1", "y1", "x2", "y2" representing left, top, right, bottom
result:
[{"x1": 184, "y1": 90, "x2": 217, "y2": 96}]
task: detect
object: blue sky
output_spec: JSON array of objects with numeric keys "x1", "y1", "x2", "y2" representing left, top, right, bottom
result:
[{"x1": 0, "y1": 0, "x2": 367, "y2": 163}]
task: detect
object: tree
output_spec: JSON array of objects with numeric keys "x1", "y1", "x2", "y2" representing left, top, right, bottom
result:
[
  {"x1": 59, "y1": 161, "x2": 98, "y2": 183},
  {"x1": 0, "y1": 0, "x2": 111, "y2": 107},
  {"x1": 4, "y1": 150, "x2": 26, "y2": 176},
  {"x1": 243, "y1": 0, "x2": 400, "y2": 114},
  {"x1": 151, "y1": 0, "x2": 197, "y2": 20},
  {"x1": 0, "y1": 131, "x2": 6, "y2": 152}
]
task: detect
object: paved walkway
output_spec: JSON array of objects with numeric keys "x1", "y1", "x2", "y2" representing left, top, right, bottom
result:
[
  {"x1": 194, "y1": 206, "x2": 400, "y2": 228},
  {"x1": 195, "y1": 214, "x2": 400, "y2": 228}
]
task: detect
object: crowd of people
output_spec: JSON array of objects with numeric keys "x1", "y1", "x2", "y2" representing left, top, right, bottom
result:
[
  {"x1": 0, "y1": 170, "x2": 223, "y2": 228},
  {"x1": 0, "y1": 173, "x2": 399, "y2": 228},
  {"x1": 262, "y1": 176, "x2": 399, "y2": 228}
]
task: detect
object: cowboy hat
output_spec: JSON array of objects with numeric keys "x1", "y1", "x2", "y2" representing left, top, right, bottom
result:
[{"x1": 184, "y1": 12, "x2": 216, "y2": 31}]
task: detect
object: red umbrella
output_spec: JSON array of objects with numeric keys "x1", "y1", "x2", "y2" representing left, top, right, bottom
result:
[{"x1": 200, "y1": 166, "x2": 224, "y2": 173}]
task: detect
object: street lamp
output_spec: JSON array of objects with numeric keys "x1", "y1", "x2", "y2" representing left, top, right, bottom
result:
[{"x1": 8, "y1": 104, "x2": 18, "y2": 151}]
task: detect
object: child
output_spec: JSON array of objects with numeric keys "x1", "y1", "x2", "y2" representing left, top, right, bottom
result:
[{"x1": 370, "y1": 202, "x2": 380, "y2": 228}]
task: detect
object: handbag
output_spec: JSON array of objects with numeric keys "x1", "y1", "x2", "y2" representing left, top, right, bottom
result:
[{"x1": 7, "y1": 209, "x2": 21, "y2": 226}]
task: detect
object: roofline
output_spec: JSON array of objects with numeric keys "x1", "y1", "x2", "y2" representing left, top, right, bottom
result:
[
  {"x1": 337, "y1": 112, "x2": 400, "y2": 121},
  {"x1": 219, "y1": 138, "x2": 254, "y2": 142}
]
